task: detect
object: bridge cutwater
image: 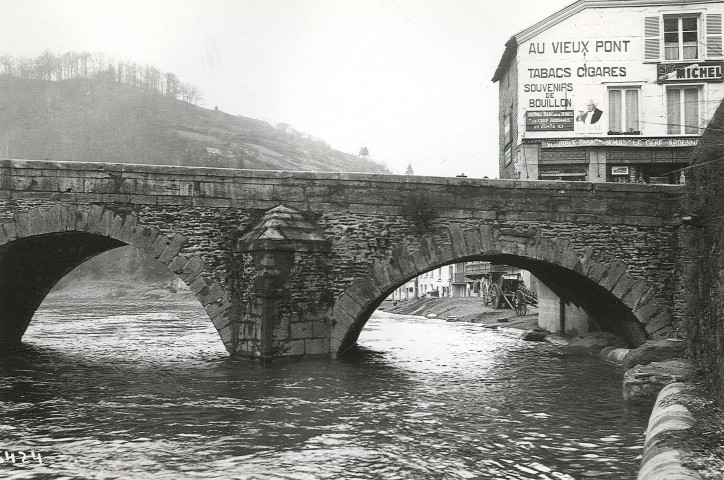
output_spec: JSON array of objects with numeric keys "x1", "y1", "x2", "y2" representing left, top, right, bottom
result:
[{"x1": 0, "y1": 159, "x2": 685, "y2": 360}]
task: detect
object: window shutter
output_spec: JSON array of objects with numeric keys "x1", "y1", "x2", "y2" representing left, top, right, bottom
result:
[
  {"x1": 626, "y1": 90, "x2": 639, "y2": 132},
  {"x1": 706, "y1": 14, "x2": 723, "y2": 58},
  {"x1": 644, "y1": 16, "x2": 661, "y2": 62},
  {"x1": 609, "y1": 89, "x2": 622, "y2": 132},
  {"x1": 667, "y1": 89, "x2": 680, "y2": 135},
  {"x1": 504, "y1": 113, "x2": 511, "y2": 145},
  {"x1": 684, "y1": 88, "x2": 699, "y2": 134}
]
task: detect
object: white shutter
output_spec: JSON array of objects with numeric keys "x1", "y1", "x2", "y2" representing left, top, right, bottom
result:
[
  {"x1": 643, "y1": 16, "x2": 661, "y2": 62},
  {"x1": 667, "y1": 89, "x2": 681, "y2": 135},
  {"x1": 684, "y1": 88, "x2": 699, "y2": 134},
  {"x1": 609, "y1": 89, "x2": 622, "y2": 132},
  {"x1": 626, "y1": 90, "x2": 639, "y2": 132},
  {"x1": 706, "y1": 14, "x2": 723, "y2": 58}
]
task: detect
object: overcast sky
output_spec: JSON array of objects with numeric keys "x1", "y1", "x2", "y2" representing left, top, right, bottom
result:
[{"x1": 1, "y1": 0, "x2": 572, "y2": 178}]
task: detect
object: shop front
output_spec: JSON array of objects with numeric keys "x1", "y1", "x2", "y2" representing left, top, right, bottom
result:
[{"x1": 524, "y1": 137, "x2": 695, "y2": 183}]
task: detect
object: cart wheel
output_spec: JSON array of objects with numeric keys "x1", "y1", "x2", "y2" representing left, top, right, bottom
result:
[
  {"x1": 491, "y1": 285, "x2": 501, "y2": 310},
  {"x1": 485, "y1": 286, "x2": 495, "y2": 308},
  {"x1": 514, "y1": 290, "x2": 527, "y2": 316}
]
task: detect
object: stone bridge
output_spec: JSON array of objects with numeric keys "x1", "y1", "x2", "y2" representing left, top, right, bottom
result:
[{"x1": 0, "y1": 159, "x2": 686, "y2": 360}]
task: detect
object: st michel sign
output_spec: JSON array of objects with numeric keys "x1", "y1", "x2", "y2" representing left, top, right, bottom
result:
[{"x1": 657, "y1": 62, "x2": 724, "y2": 84}]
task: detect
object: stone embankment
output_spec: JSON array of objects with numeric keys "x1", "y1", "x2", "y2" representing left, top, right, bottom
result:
[{"x1": 638, "y1": 382, "x2": 724, "y2": 480}]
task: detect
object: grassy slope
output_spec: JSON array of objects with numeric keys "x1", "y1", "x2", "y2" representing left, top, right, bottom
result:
[{"x1": 0, "y1": 75, "x2": 390, "y2": 173}]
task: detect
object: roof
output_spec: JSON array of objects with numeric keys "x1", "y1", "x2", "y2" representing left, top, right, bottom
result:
[
  {"x1": 236, "y1": 205, "x2": 330, "y2": 253},
  {"x1": 492, "y1": 36, "x2": 518, "y2": 83},
  {"x1": 492, "y1": 0, "x2": 724, "y2": 82}
]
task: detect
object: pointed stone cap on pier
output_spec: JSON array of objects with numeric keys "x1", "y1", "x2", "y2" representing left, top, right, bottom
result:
[{"x1": 236, "y1": 205, "x2": 330, "y2": 253}]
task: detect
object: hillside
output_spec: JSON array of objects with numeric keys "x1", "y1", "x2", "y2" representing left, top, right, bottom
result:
[
  {"x1": 46, "y1": 247, "x2": 186, "y2": 302},
  {"x1": 0, "y1": 75, "x2": 389, "y2": 173},
  {"x1": 0, "y1": 73, "x2": 389, "y2": 300}
]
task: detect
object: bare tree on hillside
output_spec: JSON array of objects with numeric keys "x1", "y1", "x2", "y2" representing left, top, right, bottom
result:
[
  {"x1": 91, "y1": 52, "x2": 106, "y2": 76},
  {"x1": 0, "y1": 50, "x2": 202, "y2": 106},
  {"x1": 35, "y1": 50, "x2": 56, "y2": 81},
  {"x1": 17, "y1": 58, "x2": 32, "y2": 77},
  {"x1": 79, "y1": 52, "x2": 91, "y2": 78},
  {"x1": 0, "y1": 55, "x2": 13, "y2": 75},
  {"x1": 165, "y1": 72, "x2": 179, "y2": 98},
  {"x1": 188, "y1": 85, "x2": 203, "y2": 107}
]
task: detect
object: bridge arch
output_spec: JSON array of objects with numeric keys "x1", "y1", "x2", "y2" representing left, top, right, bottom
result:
[
  {"x1": 0, "y1": 205, "x2": 234, "y2": 352},
  {"x1": 330, "y1": 224, "x2": 674, "y2": 356}
]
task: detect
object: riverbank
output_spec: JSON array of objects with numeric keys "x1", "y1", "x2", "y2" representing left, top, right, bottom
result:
[
  {"x1": 45, "y1": 280, "x2": 196, "y2": 303},
  {"x1": 379, "y1": 297, "x2": 539, "y2": 330}
]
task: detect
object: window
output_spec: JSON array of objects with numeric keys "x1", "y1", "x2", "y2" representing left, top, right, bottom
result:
[
  {"x1": 666, "y1": 86, "x2": 700, "y2": 134},
  {"x1": 538, "y1": 165, "x2": 587, "y2": 181},
  {"x1": 608, "y1": 166, "x2": 632, "y2": 183},
  {"x1": 608, "y1": 87, "x2": 640, "y2": 134},
  {"x1": 645, "y1": 14, "x2": 722, "y2": 61},
  {"x1": 504, "y1": 113, "x2": 511, "y2": 146},
  {"x1": 503, "y1": 146, "x2": 511, "y2": 166},
  {"x1": 664, "y1": 16, "x2": 699, "y2": 60}
]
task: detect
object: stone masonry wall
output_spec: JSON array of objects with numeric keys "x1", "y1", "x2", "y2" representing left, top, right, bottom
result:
[
  {"x1": 685, "y1": 103, "x2": 724, "y2": 402},
  {"x1": 0, "y1": 159, "x2": 684, "y2": 357}
]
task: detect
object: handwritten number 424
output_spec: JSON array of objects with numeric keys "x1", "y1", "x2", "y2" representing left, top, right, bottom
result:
[{"x1": 0, "y1": 451, "x2": 42, "y2": 464}]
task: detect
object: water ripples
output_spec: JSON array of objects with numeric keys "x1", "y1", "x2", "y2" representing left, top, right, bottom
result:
[{"x1": 0, "y1": 301, "x2": 648, "y2": 479}]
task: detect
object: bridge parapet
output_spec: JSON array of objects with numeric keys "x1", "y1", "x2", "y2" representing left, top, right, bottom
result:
[{"x1": 0, "y1": 159, "x2": 683, "y2": 225}]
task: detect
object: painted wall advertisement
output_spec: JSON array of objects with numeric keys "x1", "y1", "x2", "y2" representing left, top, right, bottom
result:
[
  {"x1": 522, "y1": 39, "x2": 631, "y2": 134},
  {"x1": 525, "y1": 110, "x2": 573, "y2": 131},
  {"x1": 656, "y1": 62, "x2": 724, "y2": 83},
  {"x1": 541, "y1": 137, "x2": 699, "y2": 148}
]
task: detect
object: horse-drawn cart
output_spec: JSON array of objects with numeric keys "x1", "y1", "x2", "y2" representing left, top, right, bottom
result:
[{"x1": 483, "y1": 274, "x2": 538, "y2": 316}]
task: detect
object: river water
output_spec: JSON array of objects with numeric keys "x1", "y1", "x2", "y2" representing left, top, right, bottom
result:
[{"x1": 0, "y1": 299, "x2": 649, "y2": 479}]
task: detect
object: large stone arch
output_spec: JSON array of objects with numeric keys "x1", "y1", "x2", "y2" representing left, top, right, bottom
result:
[
  {"x1": 330, "y1": 224, "x2": 673, "y2": 356},
  {"x1": 0, "y1": 204, "x2": 234, "y2": 353}
]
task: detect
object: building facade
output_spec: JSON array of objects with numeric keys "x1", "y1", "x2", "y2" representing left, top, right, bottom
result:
[
  {"x1": 389, "y1": 264, "x2": 462, "y2": 301},
  {"x1": 494, "y1": 0, "x2": 724, "y2": 183},
  {"x1": 388, "y1": 263, "x2": 535, "y2": 301}
]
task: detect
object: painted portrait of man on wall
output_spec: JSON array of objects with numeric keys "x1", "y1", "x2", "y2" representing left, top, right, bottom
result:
[
  {"x1": 576, "y1": 99, "x2": 603, "y2": 125},
  {"x1": 575, "y1": 96, "x2": 605, "y2": 134}
]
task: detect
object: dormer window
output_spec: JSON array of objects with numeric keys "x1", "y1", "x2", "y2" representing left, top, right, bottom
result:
[{"x1": 664, "y1": 16, "x2": 699, "y2": 60}]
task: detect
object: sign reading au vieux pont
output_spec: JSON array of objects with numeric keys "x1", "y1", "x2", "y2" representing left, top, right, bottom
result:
[{"x1": 657, "y1": 62, "x2": 724, "y2": 83}]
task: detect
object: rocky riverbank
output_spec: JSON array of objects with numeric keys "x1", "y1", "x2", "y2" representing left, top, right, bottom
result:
[{"x1": 379, "y1": 297, "x2": 539, "y2": 330}]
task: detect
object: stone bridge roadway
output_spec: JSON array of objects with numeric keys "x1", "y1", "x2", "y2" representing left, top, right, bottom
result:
[{"x1": 0, "y1": 160, "x2": 686, "y2": 360}]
